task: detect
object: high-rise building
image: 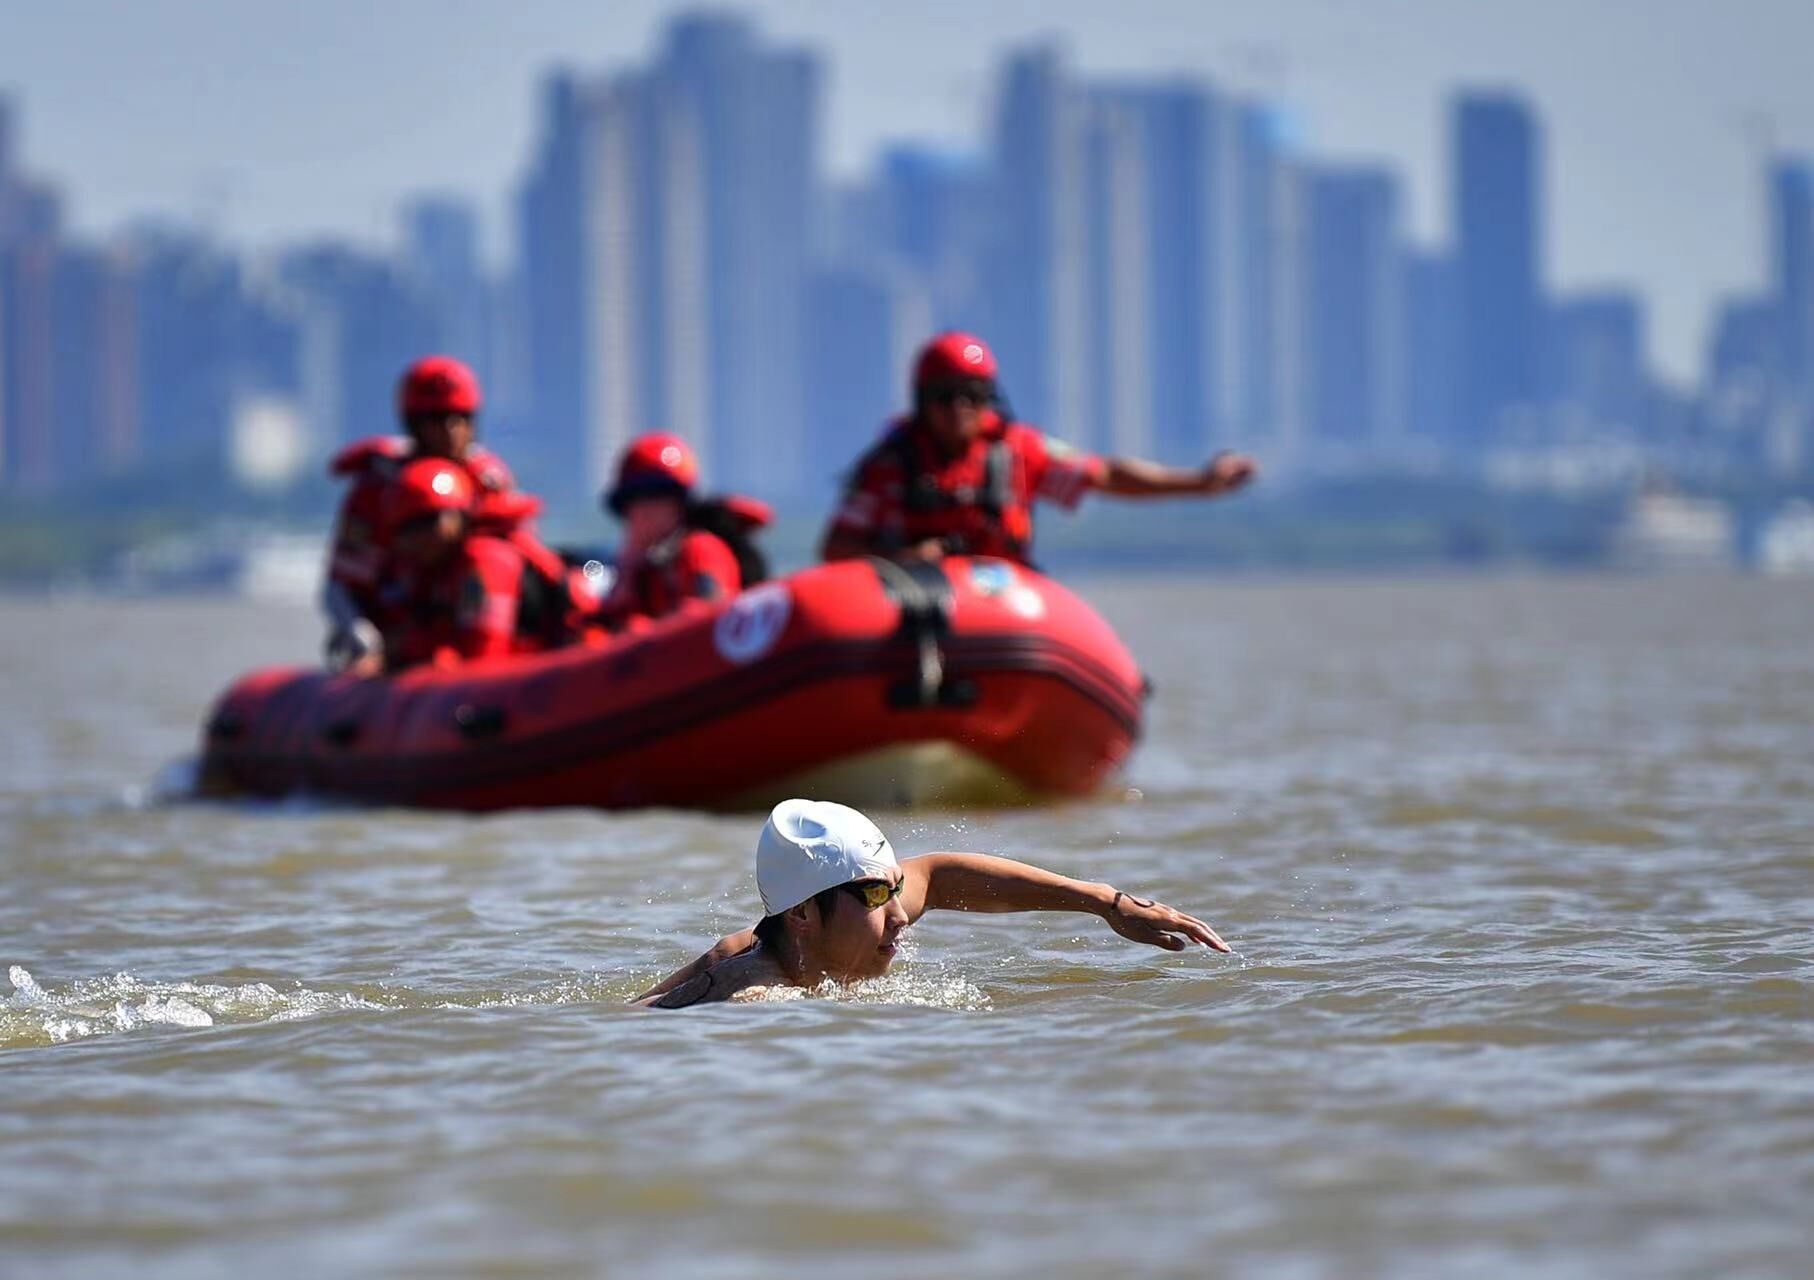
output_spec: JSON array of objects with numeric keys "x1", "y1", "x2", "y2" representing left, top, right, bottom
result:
[
  {"x1": 1770, "y1": 159, "x2": 1814, "y2": 386},
  {"x1": 1079, "y1": 89, "x2": 1156, "y2": 459},
  {"x1": 403, "y1": 195, "x2": 491, "y2": 387},
  {"x1": 516, "y1": 18, "x2": 821, "y2": 504},
  {"x1": 1547, "y1": 292, "x2": 1648, "y2": 433},
  {"x1": 989, "y1": 46, "x2": 1089, "y2": 444},
  {"x1": 869, "y1": 146, "x2": 991, "y2": 331},
  {"x1": 516, "y1": 71, "x2": 591, "y2": 490},
  {"x1": 803, "y1": 263, "x2": 929, "y2": 496},
  {"x1": 400, "y1": 193, "x2": 541, "y2": 493},
  {"x1": 1077, "y1": 82, "x2": 1237, "y2": 464},
  {"x1": 580, "y1": 71, "x2": 656, "y2": 499},
  {"x1": 657, "y1": 14, "x2": 820, "y2": 501},
  {"x1": 0, "y1": 98, "x2": 64, "y2": 493},
  {"x1": 1301, "y1": 165, "x2": 1405, "y2": 450},
  {"x1": 132, "y1": 229, "x2": 297, "y2": 471},
  {"x1": 1, "y1": 234, "x2": 141, "y2": 494},
  {"x1": 52, "y1": 245, "x2": 139, "y2": 479},
  {"x1": 1233, "y1": 102, "x2": 1304, "y2": 454},
  {"x1": 1707, "y1": 295, "x2": 1778, "y2": 391},
  {"x1": 278, "y1": 244, "x2": 434, "y2": 454},
  {"x1": 813, "y1": 148, "x2": 983, "y2": 463},
  {"x1": 873, "y1": 150, "x2": 982, "y2": 274},
  {"x1": 1404, "y1": 251, "x2": 1460, "y2": 443},
  {"x1": 1453, "y1": 93, "x2": 1543, "y2": 446},
  {"x1": 1, "y1": 232, "x2": 56, "y2": 492},
  {"x1": 130, "y1": 231, "x2": 231, "y2": 466},
  {"x1": 577, "y1": 68, "x2": 711, "y2": 497},
  {"x1": 0, "y1": 93, "x2": 45, "y2": 242},
  {"x1": 0, "y1": 93, "x2": 14, "y2": 196}
]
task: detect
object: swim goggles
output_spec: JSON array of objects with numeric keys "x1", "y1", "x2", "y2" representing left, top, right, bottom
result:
[{"x1": 840, "y1": 879, "x2": 905, "y2": 910}]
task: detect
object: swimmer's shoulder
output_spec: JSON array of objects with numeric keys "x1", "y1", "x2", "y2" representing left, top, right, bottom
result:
[{"x1": 637, "y1": 946, "x2": 781, "y2": 1010}]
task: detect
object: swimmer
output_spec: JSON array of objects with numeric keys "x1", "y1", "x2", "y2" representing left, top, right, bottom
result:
[{"x1": 635, "y1": 799, "x2": 1230, "y2": 1008}]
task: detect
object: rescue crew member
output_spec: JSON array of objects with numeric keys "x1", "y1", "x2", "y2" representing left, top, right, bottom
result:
[
  {"x1": 595, "y1": 432, "x2": 772, "y2": 629},
  {"x1": 635, "y1": 799, "x2": 1230, "y2": 1008},
  {"x1": 322, "y1": 355, "x2": 525, "y2": 673},
  {"x1": 375, "y1": 458, "x2": 538, "y2": 672},
  {"x1": 819, "y1": 332, "x2": 1259, "y2": 567}
]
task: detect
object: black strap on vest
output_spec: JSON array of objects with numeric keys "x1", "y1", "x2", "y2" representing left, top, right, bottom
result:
[
  {"x1": 880, "y1": 428, "x2": 1026, "y2": 560},
  {"x1": 515, "y1": 559, "x2": 572, "y2": 646},
  {"x1": 685, "y1": 500, "x2": 769, "y2": 587}
]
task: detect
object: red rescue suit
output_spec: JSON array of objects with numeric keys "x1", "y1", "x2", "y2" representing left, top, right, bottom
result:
[
  {"x1": 599, "y1": 528, "x2": 742, "y2": 628},
  {"x1": 824, "y1": 411, "x2": 1105, "y2": 566},
  {"x1": 382, "y1": 534, "x2": 537, "y2": 671},
  {"x1": 323, "y1": 435, "x2": 519, "y2": 628}
]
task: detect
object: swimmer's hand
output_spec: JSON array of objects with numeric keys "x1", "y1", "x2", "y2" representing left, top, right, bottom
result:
[{"x1": 1105, "y1": 890, "x2": 1230, "y2": 953}]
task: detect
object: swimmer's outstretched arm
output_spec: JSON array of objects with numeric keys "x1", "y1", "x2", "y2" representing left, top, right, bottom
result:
[
  {"x1": 634, "y1": 854, "x2": 1229, "y2": 1000},
  {"x1": 903, "y1": 853, "x2": 1230, "y2": 952}
]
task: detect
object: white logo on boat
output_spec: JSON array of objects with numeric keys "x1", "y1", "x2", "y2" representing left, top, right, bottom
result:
[
  {"x1": 969, "y1": 559, "x2": 1044, "y2": 619},
  {"x1": 1006, "y1": 584, "x2": 1045, "y2": 619},
  {"x1": 969, "y1": 560, "x2": 1014, "y2": 597},
  {"x1": 714, "y1": 582, "x2": 793, "y2": 664}
]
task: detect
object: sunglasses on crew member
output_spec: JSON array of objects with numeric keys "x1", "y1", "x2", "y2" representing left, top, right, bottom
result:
[
  {"x1": 924, "y1": 383, "x2": 994, "y2": 408},
  {"x1": 839, "y1": 879, "x2": 906, "y2": 910}
]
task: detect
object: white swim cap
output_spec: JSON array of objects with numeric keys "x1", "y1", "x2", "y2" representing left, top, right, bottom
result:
[{"x1": 756, "y1": 799, "x2": 898, "y2": 915}]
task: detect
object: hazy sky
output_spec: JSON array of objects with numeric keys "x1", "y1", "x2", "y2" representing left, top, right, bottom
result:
[{"x1": 3, "y1": 0, "x2": 1809, "y2": 382}]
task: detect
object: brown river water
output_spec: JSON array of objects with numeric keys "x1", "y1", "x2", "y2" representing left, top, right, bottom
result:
[{"x1": 2, "y1": 575, "x2": 1810, "y2": 1278}]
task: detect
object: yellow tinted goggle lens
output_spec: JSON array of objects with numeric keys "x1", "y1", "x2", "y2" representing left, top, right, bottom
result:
[{"x1": 847, "y1": 880, "x2": 903, "y2": 909}]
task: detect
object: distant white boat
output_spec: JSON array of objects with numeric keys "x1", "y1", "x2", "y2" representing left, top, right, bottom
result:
[
  {"x1": 1610, "y1": 487, "x2": 1736, "y2": 571},
  {"x1": 236, "y1": 534, "x2": 326, "y2": 604},
  {"x1": 115, "y1": 526, "x2": 324, "y2": 603},
  {"x1": 1759, "y1": 500, "x2": 1814, "y2": 576}
]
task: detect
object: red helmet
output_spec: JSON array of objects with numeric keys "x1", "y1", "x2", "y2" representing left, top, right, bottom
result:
[
  {"x1": 606, "y1": 432, "x2": 699, "y2": 515},
  {"x1": 398, "y1": 355, "x2": 482, "y2": 419},
  {"x1": 913, "y1": 332, "x2": 998, "y2": 391},
  {"x1": 385, "y1": 457, "x2": 474, "y2": 532}
]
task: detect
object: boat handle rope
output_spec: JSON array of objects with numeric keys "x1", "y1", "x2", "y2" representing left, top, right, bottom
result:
[{"x1": 868, "y1": 556, "x2": 953, "y2": 708}]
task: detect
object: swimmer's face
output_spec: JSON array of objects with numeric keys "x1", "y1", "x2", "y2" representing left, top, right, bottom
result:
[{"x1": 812, "y1": 872, "x2": 909, "y2": 981}]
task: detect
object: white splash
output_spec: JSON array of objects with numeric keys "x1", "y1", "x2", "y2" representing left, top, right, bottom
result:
[
  {"x1": 1, "y1": 965, "x2": 386, "y2": 1050},
  {"x1": 147, "y1": 756, "x2": 201, "y2": 804},
  {"x1": 799, "y1": 969, "x2": 993, "y2": 1011},
  {"x1": 444, "y1": 972, "x2": 625, "y2": 1011}
]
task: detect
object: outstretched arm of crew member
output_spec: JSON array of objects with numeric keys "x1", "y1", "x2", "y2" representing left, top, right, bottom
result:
[
  {"x1": 899, "y1": 853, "x2": 1229, "y2": 952},
  {"x1": 321, "y1": 579, "x2": 386, "y2": 677},
  {"x1": 1095, "y1": 450, "x2": 1258, "y2": 498}
]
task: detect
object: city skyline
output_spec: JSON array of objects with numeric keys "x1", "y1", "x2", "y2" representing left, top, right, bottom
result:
[
  {"x1": 3, "y1": 8, "x2": 1811, "y2": 507},
  {"x1": 3, "y1": 0, "x2": 1810, "y2": 383}
]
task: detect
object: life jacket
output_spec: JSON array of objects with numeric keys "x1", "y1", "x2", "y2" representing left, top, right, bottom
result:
[
  {"x1": 509, "y1": 525, "x2": 600, "y2": 648},
  {"x1": 325, "y1": 437, "x2": 410, "y2": 600},
  {"x1": 684, "y1": 495, "x2": 772, "y2": 587},
  {"x1": 325, "y1": 436, "x2": 525, "y2": 613},
  {"x1": 328, "y1": 436, "x2": 513, "y2": 492},
  {"x1": 868, "y1": 415, "x2": 1035, "y2": 563},
  {"x1": 384, "y1": 534, "x2": 548, "y2": 670},
  {"x1": 605, "y1": 496, "x2": 771, "y2": 626}
]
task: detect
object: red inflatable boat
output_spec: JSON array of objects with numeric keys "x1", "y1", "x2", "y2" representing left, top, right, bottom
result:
[{"x1": 198, "y1": 557, "x2": 1146, "y2": 812}]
